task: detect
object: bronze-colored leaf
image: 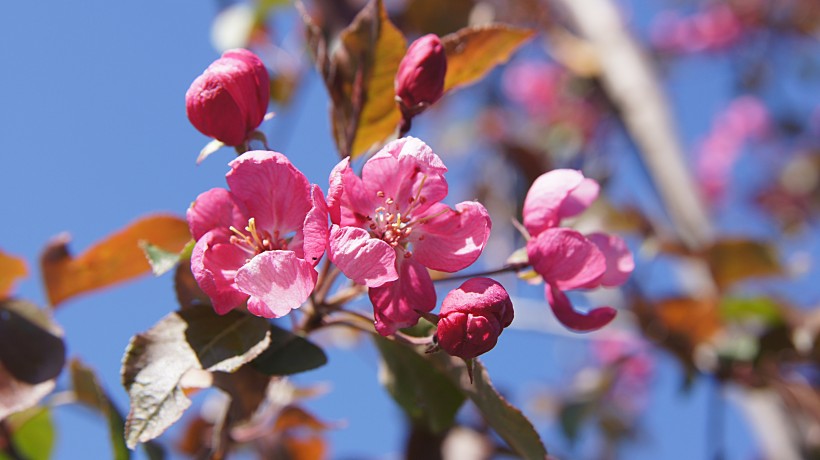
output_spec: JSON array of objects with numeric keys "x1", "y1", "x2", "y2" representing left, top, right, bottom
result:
[
  {"x1": 441, "y1": 24, "x2": 535, "y2": 93},
  {"x1": 306, "y1": 0, "x2": 406, "y2": 158},
  {"x1": 41, "y1": 214, "x2": 191, "y2": 307},
  {"x1": 0, "y1": 249, "x2": 27, "y2": 298},
  {"x1": 655, "y1": 297, "x2": 722, "y2": 346},
  {"x1": 707, "y1": 239, "x2": 782, "y2": 291}
]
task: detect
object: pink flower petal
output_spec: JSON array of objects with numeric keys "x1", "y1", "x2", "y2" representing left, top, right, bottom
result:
[
  {"x1": 191, "y1": 230, "x2": 250, "y2": 314},
  {"x1": 236, "y1": 251, "x2": 317, "y2": 318},
  {"x1": 328, "y1": 225, "x2": 398, "y2": 288},
  {"x1": 586, "y1": 233, "x2": 634, "y2": 287},
  {"x1": 523, "y1": 169, "x2": 599, "y2": 236},
  {"x1": 411, "y1": 201, "x2": 491, "y2": 272},
  {"x1": 360, "y1": 138, "x2": 448, "y2": 217},
  {"x1": 546, "y1": 284, "x2": 616, "y2": 332},
  {"x1": 300, "y1": 184, "x2": 329, "y2": 266},
  {"x1": 369, "y1": 258, "x2": 436, "y2": 336},
  {"x1": 187, "y1": 188, "x2": 248, "y2": 240},
  {"x1": 327, "y1": 157, "x2": 349, "y2": 225},
  {"x1": 526, "y1": 228, "x2": 607, "y2": 290},
  {"x1": 227, "y1": 151, "x2": 312, "y2": 234}
]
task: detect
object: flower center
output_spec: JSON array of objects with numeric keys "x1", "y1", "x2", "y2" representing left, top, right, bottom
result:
[{"x1": 229, "y1": 217, "x2": 288, "y2": 256}]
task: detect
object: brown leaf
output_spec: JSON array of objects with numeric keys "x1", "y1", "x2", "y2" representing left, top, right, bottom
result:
[
  {"x1": 41, "y1": 214, "x2": 191, "y2": 307},
  {"x1": 0, "y1": 249, "x2": 27, "y2": 298},
  {"x1": 707, "y1": 239, "x2": 782, "y2": 291},
  {"x1": 305, "y1": 0, "x2": 406, "y2": 158},
  {"x1": 441, "y1": 24, "x2": 535, "y2": 93},
  {"x1": 274, "y1": 406, "x2": 331, "y2": 433}
]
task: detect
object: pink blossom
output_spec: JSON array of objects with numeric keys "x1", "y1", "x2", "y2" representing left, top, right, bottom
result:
[
  {"x1": 501, "y1": 60, "x2": 562, "y2": 117},
  {"x1": 328, "y1": 137, "x2": 491, "y2": 335},
  {"x1": 186, "y1": 49, "x2": 270, "y2": 147},
  {"x1": 523, "y1": 170, "x2": 633, "y2": 332},
  {"x1": 436, "y1": 278, "x2": 514, "y2": 360},
  {"x1": 187, "y1": 150, "x2": 328, "y2": 318}
]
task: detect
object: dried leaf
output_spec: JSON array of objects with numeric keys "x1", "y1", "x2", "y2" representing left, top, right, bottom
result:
[
  {"x1": 121, "y1": 309, "x2": 271, "y2": 448},
  {"x1": 441, "y1": 24, "x2": 535, "y2": 93},
  {"x1": 41, "y1": 214, "x2": 191, "y2": 307},
  {"x1": 0, "y1": 249, "x2": 27, "y2": 298}
]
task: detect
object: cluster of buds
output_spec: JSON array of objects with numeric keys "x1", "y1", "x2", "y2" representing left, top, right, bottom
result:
[{"x1": 395, "y1": 34, "x2": 447, "y2": 134}]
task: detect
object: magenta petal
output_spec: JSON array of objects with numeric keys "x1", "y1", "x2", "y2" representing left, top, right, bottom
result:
[
  {"x1": 412, "y1": 201, "x2": 491, "y2": 272},
  {"x1": 586, "y1": 233, "x2": 634, "y2": 287},
  {"x1": 546, "y1": 284, "x2": 616, "y2": 332},
  {"x1": 369, "y1": 258, "x2": 436, "y2": 336},
  {"x1": 327, "y1": 157, "x2": 350, "y2": 225},
  {"x1": 360, "y1": 138, "x2": 448, "y2": 216},
  {"x1": 187, "y1": 188, "x2": 248, "y2": 240},
  {"x1": 526, "y1": 228, "x2": 607, "y2": 290},
  {"x1": 227, "y1": 151, "x2": 312, "y2": 233},
  {"x1": 523, "y1": 169, "x2": 598, "y2": 236},
  {"x1": 328, "y1": 225, "x2": 398, "y2": 288},
  {"x1": 300, "y1": 184, "x2": 329, "y2": 266},
  {"x1": 236, "y1": 251, "x2": 317, "y2": 318},
  {"x1": 191, "y1": 230, "x2": 250, "y2": 315}
]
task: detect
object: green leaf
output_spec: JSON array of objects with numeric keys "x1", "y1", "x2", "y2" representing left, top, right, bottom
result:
[
  {"x1": 374, "y1": 337, "x2": 464, "y2": 434},
  {"x1": 429, "y1": 354, "x2": 548, "y2": 458},
  {"x1": 707, "y1": 239, "x2": 782, "y2": 290},
  {"x1": 0, "y1": 300, "x2": 64, "y2": 420},
  {"x1": 558, "y1": 400, "x2": 592, "y2": 444},
  {"x1": 3, "y1": 407, "x2": 55, "y2": 460},
  {"x1": 441, "y1": 24, "x2": 535, "y2": 93},
  {"x1": 140, "y1": 241, "x2": 183, "y2": 277},
  {"x1": 251, "y1": 324, "x2": 327, "y2": 376},
  {"x1": 121, "y1": 308, "x2": 271, "y2": 448},
  {"x1": 720, "y1": 297, "x2": 783, "y2": 326}
]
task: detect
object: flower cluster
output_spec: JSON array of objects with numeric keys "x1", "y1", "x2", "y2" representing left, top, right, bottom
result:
[
  {"x1": 523, "y1": 169, "x2": 634, "y2": 331},
  {"x1": 184, "y1": 50, "x2": 634, "y2": 360}
]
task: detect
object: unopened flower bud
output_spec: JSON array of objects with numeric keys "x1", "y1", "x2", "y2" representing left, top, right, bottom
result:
[
  {"x1": 395, "y1": 34, "x2": 447, "y2": 113},
  {"x1": 186, "y1": 49, "x2": 270, "y2": 147},
  {"x1": 436, "y1": 278, "x2": 514, "y2": 360}
]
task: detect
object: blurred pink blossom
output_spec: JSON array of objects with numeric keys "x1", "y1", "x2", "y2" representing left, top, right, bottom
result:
[
  {"x1": 651, "y1": 5, "x2": 743, "y2": 53},
  {"x1": 523, "y1": 170, "x2": 634, "y2": 332}
]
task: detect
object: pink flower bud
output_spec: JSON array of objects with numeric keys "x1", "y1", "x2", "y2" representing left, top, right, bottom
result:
[
  {"x1": 186, "y1": 49, "x2": 270, "y2": 147},
  {"x1": 395, "y1": 34, "x2": 447, "y2": 111},
  {"x1": 436, "y1": 278, "x2": 514, "y2": 360}
]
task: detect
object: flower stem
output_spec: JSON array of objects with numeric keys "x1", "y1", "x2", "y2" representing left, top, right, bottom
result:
[{"x1": 431, "y1": 263, "x2": 529, "y2": 284}]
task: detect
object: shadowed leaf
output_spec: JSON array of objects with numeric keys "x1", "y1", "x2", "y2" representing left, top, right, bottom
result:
[
  {"x1": 251, "y1": 325, "x2": 327, "y2": 376},
  {"x1": 0, "y1": 250, "x2": 27, "y2": 299},
  {"x1": 441, "y1": 24, "x2": 534, "y2": 93},
  {"x1": 374, "y1": 336, "x2": 464, "y2": 433},
  {"x1": 41, "y1": 214, "x2": 191, "y2": 307},
  {"x1": 121, "y1": 308, "x2": 270, "y2": 448},
  {"x1": 429, "y1": 353, "x2": 548, "y2": 458},
  {"x1": 0, "y1": 300, "x2": 64, "y2": 421}
]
